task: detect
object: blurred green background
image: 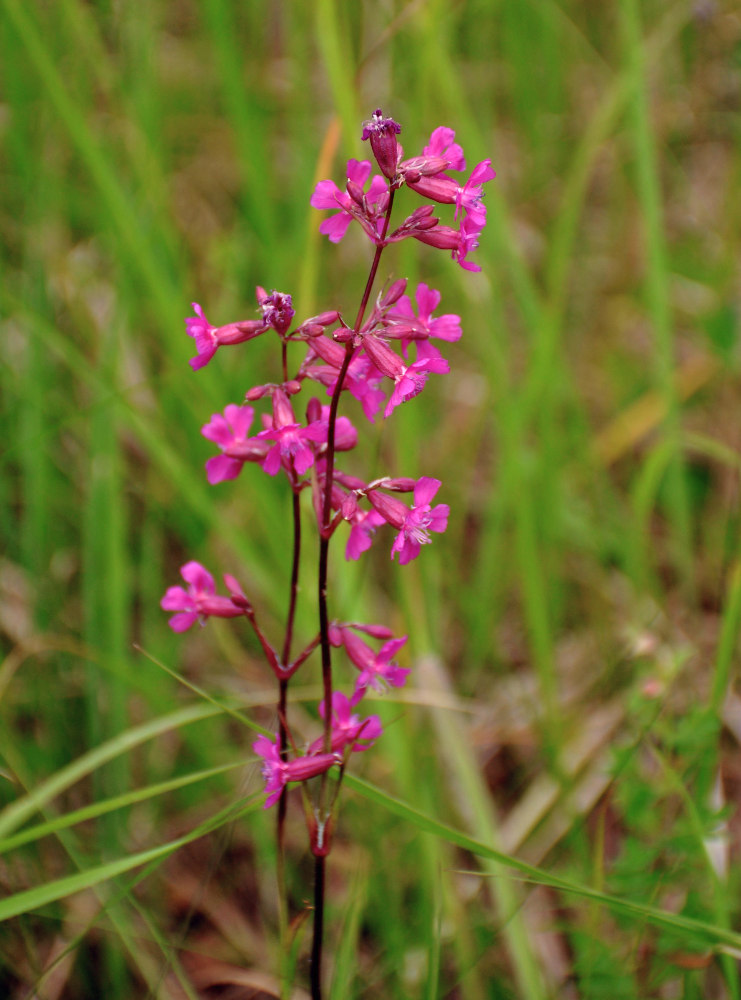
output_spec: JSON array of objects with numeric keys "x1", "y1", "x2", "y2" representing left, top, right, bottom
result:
[{"x1": 2, "y1": 0, "x2": 741, "y2": 997}]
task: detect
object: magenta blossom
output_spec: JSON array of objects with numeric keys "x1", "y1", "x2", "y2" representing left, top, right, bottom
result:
[
  {"x1": 257, "y1": 389, "x2": 329, "y2": 476},
  {"x1": 389, "y1": 283, "x2": 462, "y2": 358},
  {"x1": 303, "y1": 337, "x2": 387, "y2": 423},
  {"x1": 424, "y1": 126, "x2": 466, "y2": 171},
  {"x1": 185, "y1": 303, "x2": 264, "y2": 371},
  {"x1": 253, "y1": 734, "x2": 340, "y2": 809},
  {"x1": 412, "y1": 216, "x2": 485, "y2": 272},
  {"x1": 345, "y1": 508, "x2": 385, "y2": 561},
  {"x1": 201, "y1": 404, "x2": 271, "y2": 484},
  {"x1": 307, "y1": 692, "x2": 383, "y2": 755},
  {"x1": 333, "y1": 626, "x2": 410, "y2": 698},
  {"x1": 455, "y1": 160, "x2": 496, "y2": 225},
  {"x1": 310, "y1": 159, "x2": 388, "y2": 244},
  {"x1": 384, "y1": 355, "x2": 450, "y2": 417},
  {"x1": 160, "y1": 561, "x2": 244, "y2": 632},
  {"x1": 368, "y1": 477, "x2": 449, "y2": 564},
  {"x1": 359, "y1": 335, "x2": 449, "y2": 417}
]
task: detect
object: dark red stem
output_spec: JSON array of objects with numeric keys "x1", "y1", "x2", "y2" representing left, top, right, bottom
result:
[{"x1": 310, "y1": 189, "x2": 396, "y2": 1000}]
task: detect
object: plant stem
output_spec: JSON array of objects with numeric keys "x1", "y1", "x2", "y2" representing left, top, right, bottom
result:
[
  {"x1": 310, "y1": 855, "x2": 326, "y2": 1000},
  {"x1": 278, "y1": 484, "x2": 302, "y2": 993},
  {"x1": 310, "y1": 188, "x2": 396, "y2": 1000}
]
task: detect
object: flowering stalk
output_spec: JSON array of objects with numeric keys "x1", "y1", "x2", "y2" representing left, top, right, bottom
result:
[{"x1": 161, "y1": 108, "x2": 494, "y2": 999}]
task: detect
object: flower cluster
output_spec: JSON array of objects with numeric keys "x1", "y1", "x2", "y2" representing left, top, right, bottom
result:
[{"x1": 162, "y1": 111, "x2": 493, "y2": 813}]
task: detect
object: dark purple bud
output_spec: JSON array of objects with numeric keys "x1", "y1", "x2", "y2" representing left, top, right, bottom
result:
[
  {"x1": 361, "y1": 109, "x2": 402, "y2": 181},
  {"x1": 260, "y1": 290, "x2": 295, "y2": 336}
]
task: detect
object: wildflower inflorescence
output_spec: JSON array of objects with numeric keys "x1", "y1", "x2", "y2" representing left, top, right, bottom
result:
[{"x1": 161, "y1": 110, "x2": 493, "y2": 989}]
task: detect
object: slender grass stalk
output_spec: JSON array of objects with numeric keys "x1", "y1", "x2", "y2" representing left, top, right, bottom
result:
[{"x1": 620, "y1": 0, "x2": 694, "y2": 595}]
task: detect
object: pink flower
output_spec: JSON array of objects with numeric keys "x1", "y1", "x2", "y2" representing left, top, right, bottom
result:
[
  {"x1": 257, "y1": 389, "x2": 329, "y2": 476},
  {"x1": 310, "y1": 159, "x2": 388, "y2": 243},
  {"x1": 253, "y1": 734, "x2": 340, "y2": 809},
  {"x1": 368, "y1": 477, "x2": 449, "y2": 565},
  {"x1": 307, "y1": 692, "x2": 383, "y2": 754},
  {"x1": 383, "y1": 355, "x2": 450, "y2": 418},
  {"x1": 391, "y1": 283, "x2": 462, "y2": 346},
  {"x1": 455, "y1": 160, "x2": 496, "y2": 226},
  {"x1": 345, "y1": 508, "x2": 385, "y2": 560},
  {"x1": 452, "y1": 215, "x2": 485, "y2": 272},
  {"x1": 303, "y1": 337, "x2": 386, "y2": 422},
  {"x1": 160, "y1": 561, "x2": 244, "y2": 632},
  {"x1": 333, "y1": 626, "x2": 410, "y2": 697},
  {"x1": 423, "y1": 126, "x2": 466, "y2": 172},
  {"x1": 412, "y1": 217, "x2": 485, "y2": 272},
  {"x1": 359, "y1": 335, "x2": 448, "y2": 417},
  {"x1": 185, "y1": 303, "x2": 264, "y2": 371},
  {"x1": 201, "y1": 404, "x2": 270, "y2": 484}
]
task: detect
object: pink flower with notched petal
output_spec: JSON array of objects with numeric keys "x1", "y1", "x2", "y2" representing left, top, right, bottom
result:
[
  {"x1": 202, "y1": 404, "x2": 270, "y2": 484},
  {"x1": 390, "y1": 477, "x2": 449, "y2": 564},
  {"x1": 310, "y1": 159, "x2": 388, "y2": 244},
  {"x1": 185, "y1": 303, "x2": 265, "y2": 371},
  {"x1": 453, "y1": 215, "x2": 485, "y2": 272},
  {"x1": 384, "y1": 355, "x2": 450, "y2": 418},
  {"x1": 307, "y1": 692, "x2": 383, "y2": 755},
  {"x1": 367, "y1": 477, "x2": 449, "y2": 565},
  {"x1": 345, "y1": 508, "x2": 385, "y2": 561},
  {"x1": 257, "y1": 389, "x2": 328, "y2": 476},
  {"x1": 253, "y1": 734, "x2": 340, "y2": 809},
  {"x1": 160, "y1": 561, "x2": 244, "y2": 632},
  {"x1": 410, "y1": 283, "x2": 462, "y2": 339},
  {"x1": 334, "y1": 626, "x2": 410, "y2": 697},
  {"x1": 455, "y1": 160, "x2": 496, "y2": 225},
  {"x1": 388, "y1": 283, "x2": 462, "y2": 361},
  {"x1": 423, "y1": 126, "x2": 466, "y2": 172}
]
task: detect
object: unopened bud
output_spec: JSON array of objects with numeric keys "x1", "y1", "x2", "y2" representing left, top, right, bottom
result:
[
  {"x1": 306, "y1": 397, "x2": 322, "y2": 423},
  {"x1": 245, "y1": 384, "x2": 271, "y2": 401},
  {"x1": 361, "y1": 109, "x2": 402, "y2": 181},
  {"x1": 346, "y1": 179, "x2": 366, "y2": 207},
  {"x1": 381, "y1": 278, "x2": 408, "y2": 307}
]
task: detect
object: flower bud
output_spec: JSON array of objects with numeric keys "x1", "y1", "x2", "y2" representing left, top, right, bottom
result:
[
  {"x1": 306, "y1": 396, "x2": 322, "y2": 423},
  {"x1": 361, "y1": 109, "x2": 402, "y2": 181},
  {"x1": 381, "y1": 278, "x2": 408, "y2": 307}
]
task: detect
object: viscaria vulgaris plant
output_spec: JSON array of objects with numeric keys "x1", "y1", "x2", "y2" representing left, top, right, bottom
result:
[{"x1": 161, "y1": 109, "x2": 494, "y2": 998}]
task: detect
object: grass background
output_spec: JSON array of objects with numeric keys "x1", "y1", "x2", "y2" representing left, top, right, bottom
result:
[{"x1": 1, "y1": 0, "x2": 741, "y2": 996}]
